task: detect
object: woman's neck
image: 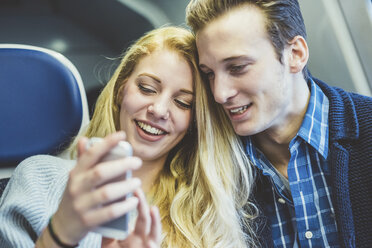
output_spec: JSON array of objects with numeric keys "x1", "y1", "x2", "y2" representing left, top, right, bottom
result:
[{"x1": 133, "y1": 158, "x2": 165, "y2": 194}]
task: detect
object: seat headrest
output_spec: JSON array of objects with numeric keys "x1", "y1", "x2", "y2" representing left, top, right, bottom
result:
[{"x1": 0, "y1": 44, "x2": 89, "y2": 166}]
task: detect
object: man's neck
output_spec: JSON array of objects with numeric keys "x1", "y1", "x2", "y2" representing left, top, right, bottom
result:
[
  {"x1": 254, "y1": 77, "x2": 311, "y2": 178},
  {"x1": 253, "y1": 134, "x2": 291, "y2": 178}
]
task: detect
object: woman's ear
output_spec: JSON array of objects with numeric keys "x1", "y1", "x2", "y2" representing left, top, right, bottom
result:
[{"x1": 287, "y1": 35, "x2": 309, "y2": 74}]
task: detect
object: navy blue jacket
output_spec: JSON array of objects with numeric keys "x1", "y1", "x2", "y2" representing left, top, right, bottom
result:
[{"x1": 250, "y1": 78, "x2": 372, "y2": 248}]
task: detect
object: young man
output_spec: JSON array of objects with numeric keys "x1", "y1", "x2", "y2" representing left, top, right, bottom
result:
[{"x1": 186, "y1": 0, "x2": 372, "y2": 247}]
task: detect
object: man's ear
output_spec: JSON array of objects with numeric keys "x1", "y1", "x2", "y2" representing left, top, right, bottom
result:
[{"x1": 288, "y1": 35, "x2": 309, "y2": 73}]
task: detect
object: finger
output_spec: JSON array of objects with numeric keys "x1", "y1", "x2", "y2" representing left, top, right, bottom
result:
[
  {"x1": 75, "y1": 178, "x2": 141, "y2": 211},
  {"x1": 149, "y1": 206, "x2": 162, "y2": 245},
  {"x1": 101, "y1": 238, "x2": 121, "y2": 248},
  {"x1": 147, "y1": 240, "x2": 160, "y2": 248},
  {"x1": 75, "y1": 132, "x2": 126, "y2": 172},
  {"x1": 133, "y1": 188, "x2": 151, "y2": 237},
  {"x1": 72, "y1": 156, "x2": 141, "y2": 194},
  {"x1": 82, "y1": 196, "x2": 138, "y2": 229},
  {"x1": 79, "y1": 156, "x2": 142, "y2": 191},
  {"x1": 77, "y1": 137, "x2": 89, "y2": 158}
]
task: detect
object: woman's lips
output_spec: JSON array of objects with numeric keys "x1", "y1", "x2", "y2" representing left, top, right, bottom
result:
[{"x1": 135, "y1": 120, "x2": 167, "y2": 142}]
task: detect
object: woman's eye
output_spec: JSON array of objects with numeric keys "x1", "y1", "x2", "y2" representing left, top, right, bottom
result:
[
  {"x1": 175, "y1": 99, "x2": 192, "y2": 109},
  {"x1": 230, "y1": 64, "x2": 246, "y2": 74},
  {"x1": 138, "y1": 84, "x2": 156, "y2": 94}
]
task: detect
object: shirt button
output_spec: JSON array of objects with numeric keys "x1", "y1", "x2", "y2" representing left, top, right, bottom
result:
[
  {"x1": 305, "y1": 231, "x2": 313, "y2": 239},
  {"x1": 278, "y1": 198, "x2": 286, "y2": 204}
]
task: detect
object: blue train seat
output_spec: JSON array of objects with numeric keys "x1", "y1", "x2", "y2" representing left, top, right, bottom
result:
[{"x1": 0, "y1": 44, "x2": 89, "y2": 169}]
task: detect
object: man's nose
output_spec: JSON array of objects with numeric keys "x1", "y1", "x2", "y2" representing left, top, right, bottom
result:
[{"x1": 212, "y1": 74, "x2": 238, "y2": 104}]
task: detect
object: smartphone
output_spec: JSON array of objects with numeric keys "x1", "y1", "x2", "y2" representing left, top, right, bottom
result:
[{"x1": 86, "y1": 137, "x2": 133, "y2": 240}]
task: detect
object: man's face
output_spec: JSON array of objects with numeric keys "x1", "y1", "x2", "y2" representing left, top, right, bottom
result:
[{"x1": 196, "y1": 5, "x2": 294, "y2": 136}]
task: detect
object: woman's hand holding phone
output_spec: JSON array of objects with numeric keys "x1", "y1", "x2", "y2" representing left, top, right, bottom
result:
[
  {"x1": 46, "y1": 132, "x2": 143, "y2": 246},
  {"x1": 101, "y1": 189, "x2": 162, "y2": 248}
]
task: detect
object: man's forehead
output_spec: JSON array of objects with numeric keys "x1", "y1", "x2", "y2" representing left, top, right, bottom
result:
[
  {"x1": 196, "y1": 7, "x2": 268, "y2": 66},
  {"x1": 196, "y1": 6, "x2": 267, "y2": 44}
]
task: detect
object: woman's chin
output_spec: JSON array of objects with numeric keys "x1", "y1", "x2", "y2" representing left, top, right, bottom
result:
[{"x1": 133, "y1": 149, "x2": 167, "y2": 163}]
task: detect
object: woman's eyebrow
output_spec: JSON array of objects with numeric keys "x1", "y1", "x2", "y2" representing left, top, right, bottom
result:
[{"x1": 138, "y1": 73, "x2": 161, "y2": 83}]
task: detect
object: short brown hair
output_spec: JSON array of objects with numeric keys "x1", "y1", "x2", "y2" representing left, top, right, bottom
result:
[{"x1": 186, "y1": 0, "x2": 309, "y2": 80}]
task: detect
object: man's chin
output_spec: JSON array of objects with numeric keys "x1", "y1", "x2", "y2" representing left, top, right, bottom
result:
[
  {"x1": 232, "y1": 122, "x2": 259, "y2": 136},
  {"x1": 233, "y1": 124, "x2": 255, "y2": 137}
]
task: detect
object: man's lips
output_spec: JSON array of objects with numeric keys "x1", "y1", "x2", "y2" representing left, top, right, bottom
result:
[{"x1": 228, "y1": 103, "x2": 252, "y2": 116}]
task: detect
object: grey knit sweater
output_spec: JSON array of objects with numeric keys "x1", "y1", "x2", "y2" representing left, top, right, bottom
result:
[{"x1": 0, "y1": 155, "x2": 102, "y2": 247}]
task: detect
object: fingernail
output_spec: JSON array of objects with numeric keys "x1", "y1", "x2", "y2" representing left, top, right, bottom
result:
[
  {"x1": 117, "y1": 131, "x2": 126, "y2": 138},
  {"x1": 153, "y1": 206, "x2": 159, "y2": 215}
]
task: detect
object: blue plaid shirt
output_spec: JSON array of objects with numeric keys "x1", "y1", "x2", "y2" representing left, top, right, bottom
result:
[{"x1": 246, "y1": 79, "x2": 340, "y2": 247}]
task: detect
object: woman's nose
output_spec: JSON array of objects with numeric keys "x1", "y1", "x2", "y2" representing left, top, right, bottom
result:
[{"x1": 147, "y1": 100, "x2": 170, "y2": 120}]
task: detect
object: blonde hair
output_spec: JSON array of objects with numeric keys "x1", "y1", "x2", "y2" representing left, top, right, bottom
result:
[{"x1": 71, "y1": 26, "x2": 257, "y2": 247}]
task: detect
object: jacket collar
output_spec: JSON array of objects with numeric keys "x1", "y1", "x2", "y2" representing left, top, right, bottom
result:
[{"x1": 312, "y1": 77, "x2": 359, "y2": 141}]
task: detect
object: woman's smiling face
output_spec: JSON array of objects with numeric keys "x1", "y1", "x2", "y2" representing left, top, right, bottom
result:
[{"x1": 119, "y1": 48, "x2": 194, "y2": 164}]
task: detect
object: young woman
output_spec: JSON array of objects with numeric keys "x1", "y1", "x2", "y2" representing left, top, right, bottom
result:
[{"x1": 0, "y1": 27, "x2": 257, "y2": 248}]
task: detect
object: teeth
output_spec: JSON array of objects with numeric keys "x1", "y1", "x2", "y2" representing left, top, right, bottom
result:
[
  {"x1": 230, "y1": 105, "x2": 248, "y2": 115},
  {"x1": 137, "y1": 121, "x2": 165, "y2": 135}
]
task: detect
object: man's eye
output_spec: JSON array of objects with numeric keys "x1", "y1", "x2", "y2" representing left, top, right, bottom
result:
[
  {"x1": 203, "y1": 71, "x2": 214, "y2": 80},
  {"x1": 138, "y1": 84, "x2": 156, "y2": 94},
  {"x1": 175, "y1": 99, "x2": 192, "y2": 109}
]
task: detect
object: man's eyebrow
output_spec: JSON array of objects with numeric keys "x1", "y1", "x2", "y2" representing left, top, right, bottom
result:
[
  {"x1": 199, "y1": 55, "x2": 254, "y2": 68},
  {"x1": 138, "y1": 73, "x2": 161, "y2": 83},
  {"x1": 222, "y1": 55, "x2": 253, "y2": 63},
  {"x1": 180, "y1": 89, "x2": 194, "y2": 95},
  {"x1": 199, "y1": 64, "x2": 209, "y2": 70}
]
